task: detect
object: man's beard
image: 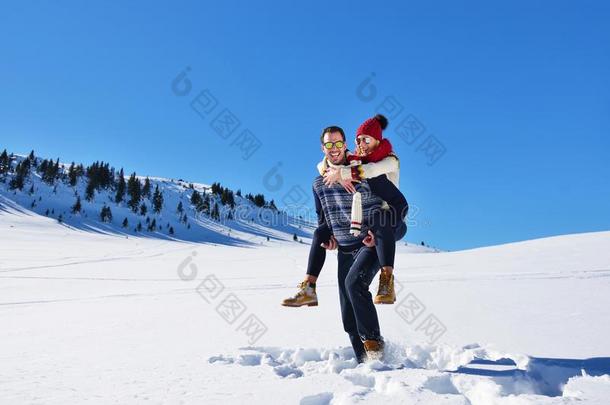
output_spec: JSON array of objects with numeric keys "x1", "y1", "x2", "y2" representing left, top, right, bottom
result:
[
  {"x1": 327, "y1": 151, "x2": 345, "y2": 164},
  {"x1": 328, "y1": 154, "x2": 347, "y2": 166}
]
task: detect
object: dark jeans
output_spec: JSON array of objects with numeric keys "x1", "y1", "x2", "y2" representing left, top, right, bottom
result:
[{"x1": 337, "y1": 246, "x2": 382, "y2": 363}]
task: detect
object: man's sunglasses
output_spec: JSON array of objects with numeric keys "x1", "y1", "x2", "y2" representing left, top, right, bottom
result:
[
  {"x1": 323, "y1": 141, "x2": 345, "y2": 149},
  {"x1": 356, "y1": 136, "x2": 374, "y2": 145}
]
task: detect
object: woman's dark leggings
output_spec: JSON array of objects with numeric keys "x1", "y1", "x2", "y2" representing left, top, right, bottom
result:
[
  {"x1": 306, "y1": 213, "x2": 406, "y2": 278},
  {"x1": 369, "y1": 209, "x2": 407, "y2": 269}
]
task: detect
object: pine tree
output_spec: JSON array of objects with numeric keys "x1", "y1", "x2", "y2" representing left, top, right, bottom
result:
[
  {"x1": 140, "y1": 202, "x2": 147, "y2": 216},
  {"x1": 127, "y1": 172, "x2": 141, "y2": 212},
  {"x1": 28, "y1": 184, "x2": 35, "y2": 194},
  {"x1": 122, "y1": 217, "x2": 129, "y2": 228},
  {"x1": 109, "y1": 167, "x2": 116, "y2": 187},
  {"x1": 68, "y1": 162, "x2": 78, "y2": 187},
  {"x1": 293, "y1": 233, "x2": 298, "y2": 242},
  {"x1": 220, "y1": 188, "x2": 235, "y2": 208},
  {"x1": 9, "y1": 159, "x2": 30, "y2": 190},
  {"x1": 100, "y1": 206, "x2": 113, "y2": 223},
  {"x1": 115, "y1": 168, "x2": 126, "y2": 203},
  {"x1": 200, "y1": 194, "x2": 210, "y2": 214},
  {"x1": 42, "y1": 158, "x2": 59, "y2": 184},
  {"x1": 71, "y1": 196, "x2": 82, "y2": 214},
  {"x1": 169, "y1": 226, "x2": 174, "y2": 235},
  {"x1": 76, "y1": 163, "x2": 85, "y2": 178},
  {"x1": 152, "y1": 185, "x2": 163, "y2": 213},
  {"x1": 211, "y1": 182, "x2": 220, "y2": 195},
  {"x1": 142, "y1": 177, "x2": 151, "y2": 199},
  {"x1": 177, "y1": 201, "x2": 183, "y2": 214},
  {"x1": 38, "y1": 159, "x2": 48, "y2": 176},
  {"x1": 0, "y1": 149, "x2": 9, "y2": 175},
  {"x1": 253, "y1": 194, "x2": 266, "y2": 207},
  {"x1": 85, "y1": 161, "x2": 113, "y2": 191},
  {"x1": 137, "y1": 222, "x2": 142, "y2": 232},
  {"x1": 211, "y1": 203, "x2": 220, "y2": 221},
  {"x1": 85, "y1": 180, "x2": 95, "y2": 201},
  {"x1": 190, "y1": 190, "x2": 202, "y2": 207},
  {"x1": 148, "y1": 218, "x2": 157, "y2": 231},
  {"x1": 28, "y1": 150, "x2": 36, "y2": 166}
]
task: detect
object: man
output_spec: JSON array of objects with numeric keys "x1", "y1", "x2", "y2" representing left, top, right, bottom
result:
[{"x1": 285, "y1": 126, "x2": 407, "y2": 361}]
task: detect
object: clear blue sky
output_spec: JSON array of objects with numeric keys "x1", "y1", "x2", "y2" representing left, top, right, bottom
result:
[{"x1": 1, "y1": 0, "x2": 609, "y2": 250}]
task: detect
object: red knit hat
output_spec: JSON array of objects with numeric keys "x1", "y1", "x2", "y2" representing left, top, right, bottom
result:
[{"x1": 356, "y1": 114, "x2": 388, "y2": 141}]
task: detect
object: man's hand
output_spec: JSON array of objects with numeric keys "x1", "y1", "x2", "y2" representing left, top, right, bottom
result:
[
  {"x1": 323, "y1": 167, "x2": 342, "y2": 186},
  {"x1": 362, "y1": 230, "x2": 376, "y2": 247},
  {"x1": 321, "y1": 235, "x2": 338, "y2": 250}
]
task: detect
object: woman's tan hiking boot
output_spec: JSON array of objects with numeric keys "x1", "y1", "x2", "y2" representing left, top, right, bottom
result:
[
  {"x1": 374, "y1": 271, "x2": 396, "y2": 304},
  {"x1": 281, "y1": 281, "x2": 318, "y2": 307}
]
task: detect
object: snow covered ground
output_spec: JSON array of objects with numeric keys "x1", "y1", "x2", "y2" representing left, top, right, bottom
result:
[{"x1": 1, "y1": 203, "x2": 609, "y2": 404}]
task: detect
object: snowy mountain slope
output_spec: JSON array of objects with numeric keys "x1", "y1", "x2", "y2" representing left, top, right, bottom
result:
[
  {"x1": 0, "y1": 152, "x2": 315, "y2": 246},
  {"x1": 1, "y1": 206, "x2": 609, "y2": 404}
]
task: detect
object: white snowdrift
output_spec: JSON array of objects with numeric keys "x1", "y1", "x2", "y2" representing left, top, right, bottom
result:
[{"x1": 1, "y1": 205, "x2": 609, "y2": 404}]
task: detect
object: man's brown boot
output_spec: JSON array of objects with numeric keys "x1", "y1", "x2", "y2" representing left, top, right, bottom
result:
[{"x1": 363, "y1": 339, "x2": 385, "y2": 361}]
